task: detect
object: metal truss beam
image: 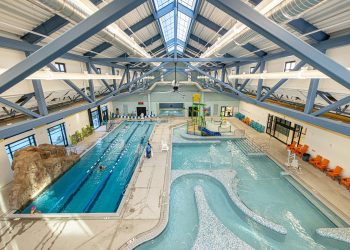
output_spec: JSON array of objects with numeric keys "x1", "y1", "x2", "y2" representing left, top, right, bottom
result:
[
  {"x1": 242, "y1": 43, "x2": 267, "y2": 57},
  {"x1": 96, "y1": 62, "x2": 168, "y2": 105},
  {"x1": 196, "y1": 15, "x2": 227, "y2": 36},
  {"x1": 256, "y1": 61, "x2": 265, "y2": 100},
  {"x1": 85, "y1": 62, "x2": 95, "y2": 101},
  {"x1": 124, "y1": 15, "x2": 155, "y2": 35},
  {"x1": 21, "y1": 15, "x2": 69, "y2": 44},
  {"x1": 288, "y1": 18, "x2": 329, "y2": 42},
  {"x1": 304, "y1": 79, "x2": 319, "y2": 114},
  {"x1": 190, "y1": 34, "x2": 212, "y2": 47},
  {"x1": 142, "y1": 34, "x2": 162, "y2": 47},
  {"x1": 184, "y1": 0, "x2": 202, "y2": 51},
  {"x1": 259, "y1": 61, "x2": 306, "y2": 101},
  {"x1": 32, "y1": 80, "x2": 48, "y2": 116},
  {"x1": 0, "y1": 97, "x2": 40, "y2": 118},
  {"x1": 90, "y1": 63, "x2": 114, "y2": 92},
  {"x1": 211, "y1": 0, "x2": 350, "y2": 90},
  {"x1": 0, "y1": 0, "x2": 144, "y2": 94},
  {"x1": 84, "y1": 42, "x2": 112, "y2": 57},
  {"x1": 92, "y1": 56, "x2": 260, "y2": 63},
  {"x1": 238, "y1": 62, "x2": 261, "y2": 91},
  {"x1": 312, "y1": 96, "x2": 350, "y2": 116},
  {"x1": 47, "y1": 63, "x2": 93, "y2": 103}
]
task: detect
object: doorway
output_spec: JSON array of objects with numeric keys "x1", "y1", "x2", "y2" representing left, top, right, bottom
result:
[
  {"x1": 137, "y1": 107, "x2": 147, "y2": 116},
  {"x1": 101, "y1": 106, "x2": 109, "y2": 122},
  {"x1": 266, "y1": 114, "x2": 304, "y2": 145},
  {"x1": 91, "y1": 110, "x2": 101, "y2": 129},
  {"x1": 221, "y1": 106, "x2": 233, "y2": 117}
]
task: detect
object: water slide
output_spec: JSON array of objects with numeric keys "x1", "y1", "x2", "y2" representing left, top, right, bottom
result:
[{"x1": 201, "y1": 127, "x2": 221, "y2": 136}]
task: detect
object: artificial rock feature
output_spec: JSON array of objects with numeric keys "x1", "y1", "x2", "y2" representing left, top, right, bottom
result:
[{"x1": 9, "y1": 144, "x2": 80, "y2": 210}]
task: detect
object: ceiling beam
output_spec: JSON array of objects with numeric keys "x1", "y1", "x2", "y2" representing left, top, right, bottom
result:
[
  {"x1": 209, "y1": 0, "x2": 350, "y2": 91},
  {"x1": 196, "y1": 15, "x2": 227, "y2": 36},
  {"x1": 0, "y1": 0, "x2": 144, "y2": 94}
]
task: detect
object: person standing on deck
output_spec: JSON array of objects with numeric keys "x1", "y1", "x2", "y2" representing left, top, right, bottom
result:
[{"x1": 146, "y1": 141, "x2": 152, "y2": 159}]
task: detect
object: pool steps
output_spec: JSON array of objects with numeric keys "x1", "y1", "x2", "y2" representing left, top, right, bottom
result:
[
  {"x1": 172, "y1": 169, "x2": 288, "y2": 235},
  {"x1": 233, "y1": 138, "x2": 265, "y2": 156}
]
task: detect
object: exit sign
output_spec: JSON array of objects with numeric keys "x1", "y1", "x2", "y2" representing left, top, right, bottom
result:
[{"x1": 138, "y1": 102, "x2": 144, "y2": 105}]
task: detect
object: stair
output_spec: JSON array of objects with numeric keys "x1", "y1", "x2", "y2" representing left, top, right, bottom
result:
[{"x1": 233, "y1": 138, "x2": 265, "y2": 156}]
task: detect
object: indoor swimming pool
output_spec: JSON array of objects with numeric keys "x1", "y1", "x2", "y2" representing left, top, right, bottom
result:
[
  {"x1": 138, "y1": 126, "x2": 348, "y2": 249},
  {"x1": 18, "y1": 121, "x2": 154, "y2": 214}
]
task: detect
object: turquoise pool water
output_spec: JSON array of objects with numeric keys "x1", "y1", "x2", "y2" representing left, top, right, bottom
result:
[
  {"x1": 18, "y1": 121, "x2": 154, "y2": 214},
  {"x1": 138, "y1": 126, "x2": 348, "y2": 249}
]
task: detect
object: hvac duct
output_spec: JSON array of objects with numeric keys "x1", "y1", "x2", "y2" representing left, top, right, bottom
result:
[
  {"x1": 31, "y1": 0, "x2": 153, "y2": 60},
  {"x1": 204, "y1": 0, "x2": 325, "y2": 57}
]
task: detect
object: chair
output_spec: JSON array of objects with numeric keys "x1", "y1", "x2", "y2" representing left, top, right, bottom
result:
[
  {"x1": 296, "y1": 145, "x2": 308, "y2": 157},
  {"x1": 161, "y1": 141, "x2": 169, "y2": 152},
  {"x1": 286, "y1": 142, "x2": 296, "y2": 151},
  {"x1": 340, "y1": 178, "x2": 350, "y2": 189},
  {"x1": 326, "y1": 166, "x2": 343, "y2": 180},
  {"x1": 315, "y1": 159, "x2": 329, "y2": 171},
  {"x1": 309, "y1": 155, "x2": 322, "y2": 166}
]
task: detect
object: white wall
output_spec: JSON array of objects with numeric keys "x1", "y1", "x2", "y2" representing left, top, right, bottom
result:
[
  {"x1": 239, "y1": 101, "x2": 350, "y2": 177},
  {"x1": 111, "y1": 85, "x2": 240, "y2": 117}
]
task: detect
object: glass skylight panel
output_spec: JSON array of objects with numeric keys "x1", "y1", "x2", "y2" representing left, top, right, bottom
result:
[
  {"x1": 177, "y1": 11, "x2": 191, "y2": 42},
  {"x1": 154, "y1": 0, "x2": 174, "y2": 11},
  {"x1": 179, "y1": 0, "x2": 196, "y2": 10},
  {"x1": 159, "y1": 10, "x2": 175, "y2": 43},
  {"x1": 177, "y1": 45, "x2": 184, "y2": 53},
  {"x1": 168, "y1": 45, "x2": 175, "y2": 52}
]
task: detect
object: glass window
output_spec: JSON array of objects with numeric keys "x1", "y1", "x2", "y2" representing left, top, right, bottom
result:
[
  {"x1": 48, "y1": 123, "x2": 68, "y2": 146},
  {"x1": 55, "y1": 62, "x2": 66, "y2": 72},
  {"x1": 177, "y1": 11, "x2": 191, "y2": 43},
  {"x1": 179, "y1": 0, "x2": 196, "y2": 10},
  {"x1": 284, "y1": 61, "x2": 296, "y2": 72},
  {"x1": 5, "y1": 135, "x2": 36, "y2": 162},
  {"x1": 159, "y1": 10, "x2": 175, "y2": 43},
  {"x1": 154, "y1": 0, "x2": 173, "y2": 10},
  {"x1": 91, "y1": 110, "x2": 101, "y2": 129}
]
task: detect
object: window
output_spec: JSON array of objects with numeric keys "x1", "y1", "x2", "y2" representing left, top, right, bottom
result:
[
  {"x1": 96, "y1": 67, "x2": 101, "y2": 74},
  {"x1": 284, "y1": 61, "x2": 296, "y2": 72},
  {"x1": 5, "y1": 135, "x2": 36, "y2": 162},
  {"x1": 55, "y1": 62, "x2": 66, "y2": 72},
  {"x1": 250, "y1": 67, "x2": 255, "y2": 73},
  {"x1": 154, "y1": 0, "x2": 173, "y2": 10},
  {"x1": 179, "y1": 0, "x2": 196, "y2": 10},
  {"x1": 48, "y1": 123, "x2": 68, "y2": 146},
  {"x1": 154, "y1": 0, "x2": 197, "y2": 54},
  {"x1": 90, "y1": 110, "x2": 101, "y2": 129}
]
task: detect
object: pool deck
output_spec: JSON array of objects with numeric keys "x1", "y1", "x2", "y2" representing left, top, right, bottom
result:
[{"x1": 0, "y1": 117, "x2": 349, "y2": 250}]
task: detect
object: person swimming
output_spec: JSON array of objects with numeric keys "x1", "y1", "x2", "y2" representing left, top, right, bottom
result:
[
  {"x1": 30, "y1": 206, "x2": 40, "y2": 214},
  {"x1": 99, "y1": 166, "x2": 107, "y2": 171}
]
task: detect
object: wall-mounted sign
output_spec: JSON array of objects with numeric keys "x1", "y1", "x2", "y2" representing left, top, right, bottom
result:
[{"x1": 138, "y1": 102, "x2": 144, "y2": 105}]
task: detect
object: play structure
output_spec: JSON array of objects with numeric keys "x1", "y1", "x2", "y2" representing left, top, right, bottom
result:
[{"x1": 187, "y1": 93, "x2": 221, "y2": 136}]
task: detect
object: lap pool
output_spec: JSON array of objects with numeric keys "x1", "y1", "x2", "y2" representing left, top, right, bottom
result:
[
  {"x1": 138, "y1": 125, "x2": 349, "y2": 249},
  {"x1": 17, "y1": 121, "x2": 154, "y2": 214}
]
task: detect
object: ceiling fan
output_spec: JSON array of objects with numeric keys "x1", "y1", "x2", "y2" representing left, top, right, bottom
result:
[{"x1": 155, "y1": 63, "x2": 185, "y2": 97}]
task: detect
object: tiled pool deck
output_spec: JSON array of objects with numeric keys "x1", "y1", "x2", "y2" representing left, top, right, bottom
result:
[{"x1": 0, "y1": 117, "x2": 349, "y2": 249}]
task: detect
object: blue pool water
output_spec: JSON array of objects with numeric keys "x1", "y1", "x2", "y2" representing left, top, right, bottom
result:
[
  {"x1": 18, "y1": 121, "x2": 154, "y2": 214},
  {"x1": 138, "y1": 126, "x2": 348, "y2": 249}
]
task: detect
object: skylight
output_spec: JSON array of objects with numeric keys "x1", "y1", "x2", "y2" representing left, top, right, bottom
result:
[
  {"x1": 153, "y1": 0, "x2": 197, "y2": 54},
  {"x1": 159, "y1": 11, "x2": 175, "y2": 43},
  {"x1": 177, "y1": 11, "x2": 191, "y2": 42},
  {"x1": 179, "y1": 0, "x2": 196, "y2": 10},
  {"x1": 154, "y1": 0, "x2": 173, "y2": 11}
]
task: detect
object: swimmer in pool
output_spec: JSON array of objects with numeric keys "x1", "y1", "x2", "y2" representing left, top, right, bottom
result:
[
  {"x1": 30, "y1": 206, "x2": 41, "y2": 214},
  {"x1": 99, "y1": 166, "x2": 107, "y2": 171}
]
